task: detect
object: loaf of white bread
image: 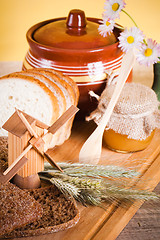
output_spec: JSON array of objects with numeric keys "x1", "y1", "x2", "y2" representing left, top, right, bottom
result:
[{"x1": 0, "y1": 68, "x2": 79, "y2": 150}]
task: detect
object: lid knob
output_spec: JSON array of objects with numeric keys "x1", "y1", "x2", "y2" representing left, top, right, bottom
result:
[{"x1": 66, "y1": 9, "x2": 87, "y2": 35}]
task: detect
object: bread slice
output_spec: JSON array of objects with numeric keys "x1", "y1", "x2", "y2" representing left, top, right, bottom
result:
[
  {"x1": 0, "y1": 68, "x2": 79, "y2": 149},
  {"x1": 28, "y1": 68, "x2": 79, "y2": 146},
  {"x1": 13, "y1": 68, "x2": 79, "y2": 147},
  {"x1": 27, "y1": 68, "x2": 79, "y2": 106},
  {"x1": 0, "y1": 74, "x2": 60, "y2": 137},
  {"x1": 45, "y1": 69, "x2": 79, "y2": 105},
  {"x1": 4, "y1": 71, "x2": 67, "y2": 148},
  {"x1": 0, "y1": 182, "x2": 43, "y2": 237},
  {"x1": 0, "y1": 137, "x2": 8, "y2": 172},
  {"x1": 7, "y1": 71, "x2": 67, "y2": 116},
  {"x1": 3, "y1": 185, "x2": 80, "y2": 238}
]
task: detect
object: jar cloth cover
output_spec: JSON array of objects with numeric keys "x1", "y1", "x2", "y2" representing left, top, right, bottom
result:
[{"x1": 87, "y1": 83, "x2": 160, "y2": 152}]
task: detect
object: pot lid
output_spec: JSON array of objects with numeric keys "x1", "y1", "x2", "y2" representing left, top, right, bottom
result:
[{"x1": 33, "y1": 9, "x2": 118, "y2": 49}]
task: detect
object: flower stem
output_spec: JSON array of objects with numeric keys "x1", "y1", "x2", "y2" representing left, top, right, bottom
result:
[
  {"x1": 122, "y1": 9, "x2": 139, "y2": 28},
  {"x1": 143, "y1": 39, "x2": 147, "y2": 45},
  {"x1": 122, "y1": 10, "x2": 148, "y2": 46}
]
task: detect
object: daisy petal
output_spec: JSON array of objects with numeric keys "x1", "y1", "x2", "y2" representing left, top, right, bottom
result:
[
  {"x1": 118, "y1": 27, "x2": 144, "y2": 53},
  {"x1": 136, "y1": 38, "x2": 160, "y2": 66},
  {"x1": 104, "y1": 0, "x2": 126, "y2": 20},
  {"x1": 98, "y1": 18, "x2": 115, "y2": 37}
]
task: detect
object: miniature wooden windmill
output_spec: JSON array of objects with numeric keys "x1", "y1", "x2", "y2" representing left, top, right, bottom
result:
[{"x1": 0, "y1": 106, "x2": 79, "y2": 189}]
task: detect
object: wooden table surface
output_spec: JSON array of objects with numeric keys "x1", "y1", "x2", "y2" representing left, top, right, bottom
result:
[
  {"x1": 117, "y1": 183, "x2": 160, "y2": 240},
  {"x1": 0, "y1": 62, "x2": 160, "y2": 240}
]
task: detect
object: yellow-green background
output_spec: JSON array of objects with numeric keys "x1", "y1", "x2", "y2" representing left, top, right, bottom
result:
[{"x1": 0, "y1": 0, "x2": 160, "y2": 61}]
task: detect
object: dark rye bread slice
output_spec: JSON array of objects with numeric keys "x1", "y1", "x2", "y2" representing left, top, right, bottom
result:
[
  {"x1": 0, "y1": 137, "x2": 8, "y2": 172},
  {"x1": 0, "y1": 182, "x2": 43, "y2": 237},
  {"x1": 3, "y1": 185, "x2": 80, "y2": 238}
]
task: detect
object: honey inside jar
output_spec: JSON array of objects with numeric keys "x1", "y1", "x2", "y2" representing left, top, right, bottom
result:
[{"x1": 103, "y1": 129, "x2": 155, "y2": 153}]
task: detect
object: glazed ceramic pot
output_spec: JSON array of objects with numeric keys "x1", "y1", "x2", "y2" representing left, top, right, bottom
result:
[{"x1": 23, "y1": 9, "x2": 132, "y2": 118}]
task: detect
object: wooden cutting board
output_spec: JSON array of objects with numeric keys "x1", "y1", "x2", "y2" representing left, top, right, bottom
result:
[
  {"x1": 35, "y1": 120, "x2": 160, "y2": 240},
  {"x1": 1, "y1": 62, "x2": 159, "y2": 239}
]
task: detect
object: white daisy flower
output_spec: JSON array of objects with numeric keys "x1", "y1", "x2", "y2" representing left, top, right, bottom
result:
[
  {"x1": 136, "y1": 38, "x2": 160, "y2": 66},
  {"x1": 98, "y1": 17, "x2": 115, "y2": 37},
  {"x1": 104, "y1": 0, "x2": 126, "y2": 20},
  {"x1": 118, "y1": 27, "x2": 144, "y2": 53}
]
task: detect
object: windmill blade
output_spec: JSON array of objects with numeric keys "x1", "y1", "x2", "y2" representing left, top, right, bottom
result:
[
  {"x1": 47, "y1": 105, "x2": 79, "y2": 134},
  {"x1": 3, "y1": 144, "x2": 33, "y2": 176},
  {"x1": 0, "y1": 156, "x2": 28, "y2": 184},
  {"x1": 16, "y1": 108, "x2": 38, "y2": 138},
  {"x1": 44, "y1": 152, "x2": 63, "y2": 172}
]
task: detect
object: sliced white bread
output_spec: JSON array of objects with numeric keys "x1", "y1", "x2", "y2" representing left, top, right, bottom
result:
[
  {"x1": 0, "y1": 74, "x2": 59, "y2": 134},
  {"x1": 0, "y1": 69, "x2": 79, "y2": 150},
  {"x1": 26, "y1": 68, "x2": 77, "y2": 106},
  {"x1": 30, "y1": 69, "x2": 79, "y2": 145},
  {"x1": 38, "y1": 68, "x2": 79, "y2": 105},
  {"x1": 7, "y1": 72, "x2": 66, "y2": 116},
  {"x1": 33, "y1": 69, "x2": 78, "y2": 146},
  {"x1": 6, "y1": 71, "x2": 67, "y2": 147},
  {"x1": 0, "y1": 74, "x2": 60, "y2": 151},
  {"x1": 19, "y1": 68, "x2": 79, "y2": 147}
]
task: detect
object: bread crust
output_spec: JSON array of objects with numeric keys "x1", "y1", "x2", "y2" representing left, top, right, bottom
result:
[
  {"x1": 19, "y1": 68, "x2": 79, "y2": 147},
  {"x1": 47, "y1": 68, "x2": 79, "y2": 104},
  {"x1": 27, "y1": 68, "x2": 79, "y2": 105},
  {"x1": 31, "y1": 69, "x2": 79, "y2": 145}
]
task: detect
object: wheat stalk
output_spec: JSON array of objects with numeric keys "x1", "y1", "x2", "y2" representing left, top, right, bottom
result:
[
  {"x1": 44, "y1": 162, "x2": 140, "y2": 179},
  {"x1": 39, "y1": 162, "x2": 159, "y2": 206}
]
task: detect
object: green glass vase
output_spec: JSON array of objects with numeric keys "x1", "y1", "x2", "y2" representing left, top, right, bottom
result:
[{"x1": 152, "y1": 62, "x2": 160, "y2": 101}]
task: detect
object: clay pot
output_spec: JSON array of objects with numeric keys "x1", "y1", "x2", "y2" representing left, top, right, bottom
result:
[{"x1": 23, "y1": 9, "x2": 132, "y2": 118}]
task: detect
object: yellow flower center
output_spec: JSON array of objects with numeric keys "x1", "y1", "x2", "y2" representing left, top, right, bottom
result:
[
  {"x1": 127, "y1": 36, "x2": 134, "y2": 44},
  {"x1": 106, "y1": 21, "x2": 111, "y2": 26},
  {"x1": 144, "y1": 48, "x2": 153, "y2": 57},
  {"x1": 112, "y1": 3, "x2": 119, "y2": 11}
]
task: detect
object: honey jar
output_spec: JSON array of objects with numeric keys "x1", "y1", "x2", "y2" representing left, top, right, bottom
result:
[{"x1": 87, "y1": 82, "x2": 160, "y2": 153}]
